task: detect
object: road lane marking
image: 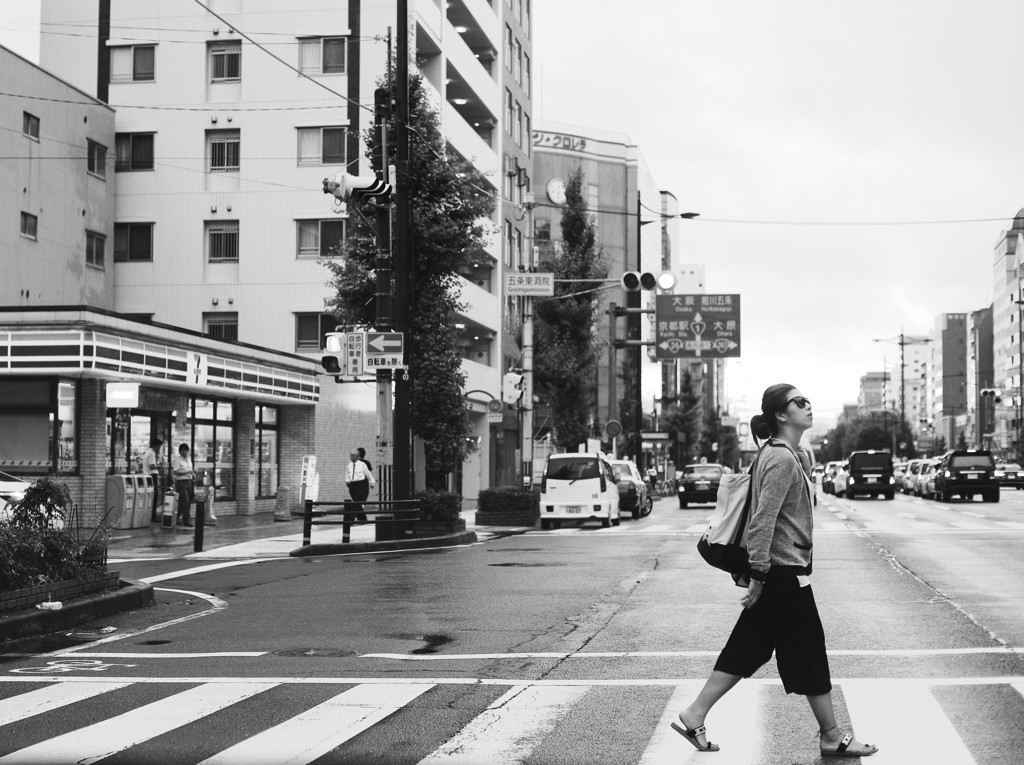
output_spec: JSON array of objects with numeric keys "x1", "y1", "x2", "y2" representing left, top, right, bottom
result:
[
  {"x1": 963, "y1": 511, "x2": 987, "y2": 518},
  {"x1": 198, "y1": 683, "x2": 431, "y2": 765},
  {"x1": 359, "y1": 647, "x2": 1024, "y2": 660},
  {"x1": 41, "y1": 653, "x2": 266, "y2": 659},
  {"x1": 910, "y1": 521, "x2": 943, "y2": 530},
  {"x1": 0, "y1": 681, "x2": 278, "y2": 765},
  {"x1": 417, "y1": 684, "x2": 588, "y2": 764},
  {"x1": 951, "y1": 522, "x2": 989, "y2": 530},
  {"x1": 842, "y1": 681, "x2": 977, "y2": 763},
  {"x1": 139, "y1": 558, "x2": 290, "y2": 584},
  {"x1": 1, "y1": 675, "x2": 1024, "y2": 687},
  {"x1": 639, "y1": 682, "x2": 758, "y2": 764},
  {"x1": 996, "y1": 521, "x2": 1024, "y2": 529},
  {"x1": 0, "y1": 681, "x2": 130, "y2": 726}
]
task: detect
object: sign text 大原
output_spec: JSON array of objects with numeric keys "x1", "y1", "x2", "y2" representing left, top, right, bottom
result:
[{"x1": 654, "y1": 294, "x2": 741, "y2": 359}]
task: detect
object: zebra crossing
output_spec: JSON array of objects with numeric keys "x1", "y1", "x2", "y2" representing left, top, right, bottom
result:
[{"x1": 1, "y1": 675, "x2": 1023, "y2": 763}]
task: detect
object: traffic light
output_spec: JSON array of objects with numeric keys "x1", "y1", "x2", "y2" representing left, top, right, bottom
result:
[
  {"x1": 981, "y1": 388, "x2": 1002, "y2": 404},
  {"x1": 322, "y1": 171, "x2": 393, "y2": 205},
  {"x1": 321, "y1": 332, "x2": 345, "y2": 375},
  {"x1": 621, "y1": 271, "x2": 677, "y2": 291},
  {"x1": 371, "y1": 87, "x2": 390, "y2": 175},
  {"x1": 502, "y1": 371, "x2": 524, "y2": 405}
]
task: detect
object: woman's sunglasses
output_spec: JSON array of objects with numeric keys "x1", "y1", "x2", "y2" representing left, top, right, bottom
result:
[{"x1": 784, "y1": 396, "x2": 811, "y2": 409}]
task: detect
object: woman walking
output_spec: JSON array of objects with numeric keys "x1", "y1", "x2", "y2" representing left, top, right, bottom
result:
[{"x1": 674, "y1": 383, "x2": 877, "y2": 758}]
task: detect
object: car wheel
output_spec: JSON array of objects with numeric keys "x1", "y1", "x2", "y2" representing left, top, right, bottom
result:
[
  {"x1": 601, "y1": 517, "x2": 611, "y2": 528},
  {"x1": 632, "y1": 507, "x2": 640, "y2": 520},
  {"x1": 541, "y1": 519, "x2": 552, "y2": 531},
  {"x1": 611, "y1": 516, "x2": 621, "y2": 527},
  {"x1": 985, "y1": 490, "x2": 1000, "y2": 503},
  {"x1": 644, "y1": 497, "x2": 653, "y2": 516},
  {"x1": 678, "y1": 500, "x2": 687, "y2": 509},
  {"x1": 885, "y1": 493, "x2": 894, "y2": 500}
]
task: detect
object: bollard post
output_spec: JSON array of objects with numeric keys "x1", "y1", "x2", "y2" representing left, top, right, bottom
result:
[
  {"x1": 194, "y1": 496, "x2": 206, "y2": 552},
  {"x1": 342, "y1": 500, "x2": 352, "y2": 543},
  {"x1": 302, "y1": 498, "x2": 313, "y2": 546}
]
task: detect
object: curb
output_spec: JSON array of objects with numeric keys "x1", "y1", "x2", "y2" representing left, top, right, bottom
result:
[
  {"x1": 0, "y1": 579, "x2": 155, "y2": 644},
  {"x1": 289, "y1": 530, "x2": 478, "y2": 557}
]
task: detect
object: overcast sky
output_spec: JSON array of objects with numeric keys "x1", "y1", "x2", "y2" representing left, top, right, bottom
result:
[{"x1": 4, "y1": 2, "x2": 1023, "y2": 429}]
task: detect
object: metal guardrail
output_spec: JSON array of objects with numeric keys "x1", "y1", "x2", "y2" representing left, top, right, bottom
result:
[{"x1": 301, "y1": 498, "x2": 421, "y2": 546}]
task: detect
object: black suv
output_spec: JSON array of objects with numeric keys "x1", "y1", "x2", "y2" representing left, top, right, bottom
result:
[
  {"x1": 933, "y1": 450, "x2": 999, "y2": 503},
  {"x1": 846, "y1": 450, "x2": 896, "y2": 500}
]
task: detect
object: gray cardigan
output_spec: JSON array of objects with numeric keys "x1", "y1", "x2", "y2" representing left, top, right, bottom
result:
[{"x1": 746, "y1": 439, "x2": 814, "y2": 582}]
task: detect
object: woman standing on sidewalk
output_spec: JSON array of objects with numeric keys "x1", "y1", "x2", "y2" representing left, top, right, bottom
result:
[{"x1": 674, "y1": 383, "x2": 877, "y2": 758}]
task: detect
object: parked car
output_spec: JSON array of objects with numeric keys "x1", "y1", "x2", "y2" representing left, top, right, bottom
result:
[
  {"x1": 845, "y1": 450, "x2": 896, "y2": 500},
  {"x1": 0, "y1": 470, "x2": 30, "y2": 522},
  {"x1": 932, "y1": 450, "x2": 999, "y2": 503},
  {"x1": 893, "y1": 461, "x2": 907, "y2": 488},
  {"x1": 832, "y1": 462, "x2": 850, "y2": 497},
  {"x1": 609, "y1": 459, "x2": 653, "y2": 519},
  {"x1": 811, "y1": 464, "x2": 825, "y2": 484},
  {"x1": 677, "y1": 463, "x2": 730, "y2": 508},
  {"x1": 539, "y1": 452, "x2": 621, "y2": 530},
  {"x1": 902, "y1": 459, "x2": 924, "y2": 494},
  {"x1": 917, "y1": 460, "x2": 940, "y2": 499},
  {"x1": 995, "y1": 463, "x2": 1024, "y2": 490},
  {"x1": 821, "y1": 461, "x2": 842, "y2": 495}
]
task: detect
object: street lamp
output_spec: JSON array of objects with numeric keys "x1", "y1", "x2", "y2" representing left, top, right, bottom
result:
[{"x1": 873, "y1": 333, "x2": 931, "y2": 458}]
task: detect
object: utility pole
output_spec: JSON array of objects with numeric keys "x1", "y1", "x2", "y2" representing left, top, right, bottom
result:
[
  {"x1": 631, "y1": 191, "x2": 643, "y2": 470},
  {"x1": 393, "y1": 0, "x2": 413, "y2": 500}
]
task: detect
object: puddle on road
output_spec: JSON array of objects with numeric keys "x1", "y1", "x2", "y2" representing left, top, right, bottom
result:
[{"x1": 411, "y1": 634, "x2": 452, "y2": 655}]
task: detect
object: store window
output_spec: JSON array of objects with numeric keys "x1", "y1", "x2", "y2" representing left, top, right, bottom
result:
[
  {"x1": 183, "y1": 398, "x2": 235, "y2": 501},
  {"x1": 255, "y1": 405, "x2": 279, "y2": 498},
  {"x1": 0, "y1": 379, "x2": 78, "y2": 475}
]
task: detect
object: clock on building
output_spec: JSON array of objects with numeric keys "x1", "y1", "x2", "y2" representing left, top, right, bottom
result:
[{"x1": 546, "y1": 178, "x2": 566, "y2": 205}]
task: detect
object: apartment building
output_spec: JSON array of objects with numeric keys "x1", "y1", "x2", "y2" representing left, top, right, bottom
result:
[
  {"x1": 929, "y1": 313, "x2": 968, "y2": 449},
  {"x1": 39, "y1": 0, "x2": 524, "y2": 501},
  {"x1": 990, "y1": 210, "x2": 1024, "y2": 456}
]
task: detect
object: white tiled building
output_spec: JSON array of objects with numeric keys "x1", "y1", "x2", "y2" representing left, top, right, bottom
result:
[{"x1": 38, "y1": 0, "x2": 529, "y2": 500}]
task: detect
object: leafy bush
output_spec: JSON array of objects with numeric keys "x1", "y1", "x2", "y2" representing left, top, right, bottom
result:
[
  {"x1": 416, "y1": 490, "x2": 462, "y2": 525},
  {"x1": 7, "y1": 476, "x2": 71, "y2": 531},
  {"x1": 0, "y1": 524, "x2": 102, "y2": 591}
]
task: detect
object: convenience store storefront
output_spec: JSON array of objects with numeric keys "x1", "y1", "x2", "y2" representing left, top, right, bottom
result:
[{"x1": 0, "y1": 308, "x2": 319, "y2": 527}]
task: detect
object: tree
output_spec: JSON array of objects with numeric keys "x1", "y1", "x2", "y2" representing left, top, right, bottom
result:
[
  {"x1": 534, "y1": 169, "x2": 608, "y2": 450},
  {"x1": 661, "y1": 369, "x2": 703, "y2": 467},
  {"x1": 325, "y1": 72, "x2": 495, "y2": 489}
]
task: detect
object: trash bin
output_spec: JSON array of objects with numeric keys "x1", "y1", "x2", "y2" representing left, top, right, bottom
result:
[
  {"x1": 107, "y1": 475, "x2": 135, "y2": 530},
  {"x1": 161, "y1": 490, "x2": 177, "y2": 529}
]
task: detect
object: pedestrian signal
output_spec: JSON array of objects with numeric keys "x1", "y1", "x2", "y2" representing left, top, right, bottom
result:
[{"x1": 321, "y1": 332, "x2": 345, "y2": 375}]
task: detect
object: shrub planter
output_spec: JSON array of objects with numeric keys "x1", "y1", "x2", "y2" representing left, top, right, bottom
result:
[
  {"x1": 477, "y1": 487, "x2": 539, "y2": 526},
  {"x1": 412, "y1": 518, "x2": 467, "y2": 538},
  {"x1": 0, "y1": 570, "x2": 121, "y2": 615}
]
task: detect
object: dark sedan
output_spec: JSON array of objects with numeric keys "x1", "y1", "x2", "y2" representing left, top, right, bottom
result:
[
  {"x1": 677, "y1": 463, "x2": 729, "y2": 508},
  {"x1": 996, "y1": 463, "x2": 1024, "y2": 489}
]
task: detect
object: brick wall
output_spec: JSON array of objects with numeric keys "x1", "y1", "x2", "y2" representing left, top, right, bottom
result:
[
  {"x1": 280, "y1": 404, "x2": 315, "y2": 514},
  {"x1": 72, "y1": 378, "x2": 109, "y2": 528},
  {"x1": 233, "y1": 405, "x2": 256, "y2": 515}
]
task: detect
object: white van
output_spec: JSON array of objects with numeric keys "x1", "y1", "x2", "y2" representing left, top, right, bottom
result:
[{"x1": 539, "y1": 452, "x2": 621, "y2": 530}]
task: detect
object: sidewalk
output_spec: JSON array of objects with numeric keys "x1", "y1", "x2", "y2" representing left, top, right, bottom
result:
[{"x1": 107, "y1": 510, "x2": 531, "y2": 561}]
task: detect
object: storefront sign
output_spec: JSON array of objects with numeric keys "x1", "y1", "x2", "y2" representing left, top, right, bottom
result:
[{"x1": 105, "y1": 382, "x2": 139, "y2": 408}]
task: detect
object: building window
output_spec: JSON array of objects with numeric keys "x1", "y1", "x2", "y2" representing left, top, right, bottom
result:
[
  {"x1": 534, "y1": 218, "x2": 550, "y2": 242},
  {"x1": 185, "y1": 398, "x2": 236, "y2": 500},
  {"x1": 204, "y1": 313, "x2": 239, "y2": 342},
  {"x1": 87, "y1": 139, "x2": 107, "y2": 179},
  {"x1": 23, "y1": 111, "x2": 40, "y2": 140},
  {"x1": 524, "y1": 113, "x2": 531, "y2": 157},
  {"x1": 504, "y1": 219, "x2": 513, "y2": 267},
  {"x1": 20, "y1": 212, "x2": 37, "y2": 240},
  {"x1": 0, "y1": 379, "x2": 78, "y2": 476},
  {"x1": 110, "y1": 44, "x2": 155, "y2": 82},
  {"x1": 208, "y1": 130, "x2": 240, "y2": 172},
  {"x1": 297, "y1": 126, "x2": 346, "y2": 165},
  {"x1": 524, "y1": 54, "x2": 531, "y2": 97},
  {"x1": 515, "y1": 0, "x2": 523, "y2": 24},
  {"x1": 514, "y1": 40, "x2": 522, "y2": 85},
  {"x1": 255, "y1": 405, "x2": 278, "y2": 498},
  {"x1": 86, "y1": 230, "x2": 105, "y2": 269},
  {"x1": 115, "y1": 133, "x2": 154, "y2": 171},
  {"x1": 206, "y1": 221, "x2": 239, "y2": 263},
  {"x1": 295, "y1": 313, "x2": 338, "y2": 351},
  {"x1": 210, "y1": 41, "x2": 241, "y2": 81},
  {"x1": 514, "y1": 101, "x2": 522, "y2": 147},
  {"x1": 114, "y1": 223, "x2": 154, "y2": 262},
  {"x1": 515, "y1": 229, "x2": 523, "y2": 269},
  {"x1": 505, "y1": 25, "x2": 513, "y2": 68},
  {"x1": 299, "y1": 36, "x2": 346, "y2": 74},
  {"x1": 296, "y1": 219, "x2": 345, "y2": 258},
  {"x1": 505, "y1": 89, "x2": 513, "y2": 134},
  {"x1": 524, "y1": 0, "x2": 531, "y2": 36}
]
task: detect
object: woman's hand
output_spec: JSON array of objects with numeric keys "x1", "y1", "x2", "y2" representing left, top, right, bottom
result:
[{"x1": 740, "y1": 580, "x2": 763, "y2": 609}]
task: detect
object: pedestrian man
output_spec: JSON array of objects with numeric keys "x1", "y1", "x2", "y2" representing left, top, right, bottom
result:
[
  {"x1": 172, "y1": 443, "x2": 195, "y2": 527},
  {"x1": 142, "y1": 438, "x2": 163, "y2": 521},
  {"x1": 346, "y1": 449, "x2": 376, "y2": 522},
  {"x1": 357, "y1": 446, "x2": 373, "y2": 473}
]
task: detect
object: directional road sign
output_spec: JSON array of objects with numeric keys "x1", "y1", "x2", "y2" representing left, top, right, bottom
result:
[
  {"x1": 654, "y1": 294, "x2": 741, "y2": 359},
  {"x1": 364, "y1": 332, "x2": 404, "y2": 369}
]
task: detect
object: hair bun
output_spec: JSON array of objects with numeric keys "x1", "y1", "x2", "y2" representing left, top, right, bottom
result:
[{"x1": 750, "y1": 413, "x2": 773, "y2": 440}]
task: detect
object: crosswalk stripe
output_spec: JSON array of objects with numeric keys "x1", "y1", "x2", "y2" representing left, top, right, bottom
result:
[
  {"x1": 684, "y1": 524, "x2": 706, "y2": 533},
  {"x1": 416, "y1": 684, "x2": 588, "y2": 764},
  {"x1": 841, "y1": 681, "x2": 977, "y2": 763},
  {"x1": 0, "y1": 681, "x2": 278, "y2": 765},
  {"x1": 197, "y1": 683, "x2": 432, "y2": 765},
  {"x1": 951, "y1": 522, "x2": 989, "y2": 530},
  {"x1": 642, "y1": 524, "x2": 672, "y2": 533},
  {"x1": 0, "y1": 682, "x2": 130, "y2": 726}
]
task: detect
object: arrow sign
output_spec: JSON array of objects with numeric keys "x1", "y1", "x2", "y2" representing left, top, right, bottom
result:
[{"x1": 365, "y1": 332, "x2": 403, "y2": 354}]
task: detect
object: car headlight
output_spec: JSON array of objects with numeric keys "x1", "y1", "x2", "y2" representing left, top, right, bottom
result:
[
  {"x1": 995, "y1": 470, "x2": 1004, "y2": 477},
  {"x1": 944, "y1": 470, "x2": 951, "y2": 478}
]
